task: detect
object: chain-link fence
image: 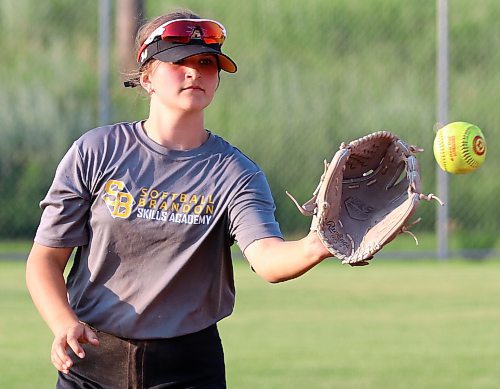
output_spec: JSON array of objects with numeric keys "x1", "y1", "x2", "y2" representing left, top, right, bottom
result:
[{"x1": 1, "y1": 0, "x2": 499, "y2": 258}]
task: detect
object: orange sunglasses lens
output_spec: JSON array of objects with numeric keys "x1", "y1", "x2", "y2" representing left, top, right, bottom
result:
[
  {"x1": 160, "y1": 20, "x2": 226, "y2": 45},
  {"x1": 137, "y1": 19, "x2": 227, "y2": 63}
]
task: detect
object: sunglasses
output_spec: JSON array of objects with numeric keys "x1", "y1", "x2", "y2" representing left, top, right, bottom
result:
[{"x1": 137, "y1": 19, "x2": 227, "y2": 63}]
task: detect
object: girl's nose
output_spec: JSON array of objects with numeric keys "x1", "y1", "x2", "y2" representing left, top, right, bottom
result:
[{"x1": 185, "y1": 66, "x2": 200, "y2": 79}]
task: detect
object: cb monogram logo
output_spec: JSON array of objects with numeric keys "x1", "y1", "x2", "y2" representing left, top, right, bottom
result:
[{"x1": 102, "y1": 180, "x2": 135, "y2": 219}]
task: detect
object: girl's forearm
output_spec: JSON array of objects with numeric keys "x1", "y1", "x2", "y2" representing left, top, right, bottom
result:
[
  {"x1": 26, "y1": 244, "x2": 79, "y2": 335},
  {"x1": 244, "y1": 233, "x2": 331, "y2": 283}
]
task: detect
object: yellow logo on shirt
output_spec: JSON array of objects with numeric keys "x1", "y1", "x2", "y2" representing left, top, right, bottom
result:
[
  {"x1": 102, "y1": 180, "x2": 135, "y2": 218},
  {"x1": 136, "y1": 186, "x2": 216, "y2": 225},
  {"x1": 101, "y1": 180, "x2": 216, "y2": 225}
]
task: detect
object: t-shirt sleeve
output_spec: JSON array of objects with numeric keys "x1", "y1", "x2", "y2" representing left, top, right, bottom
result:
[
  {"x1": 228, "y1": 171, "x2": 283, "y2": 252},
  {"x1": 34, "y1": 143, "x2": 91, "y2": 248}
]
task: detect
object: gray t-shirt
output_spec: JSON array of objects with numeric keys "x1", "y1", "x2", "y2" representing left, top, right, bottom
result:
[{"x1": 35, "y1": 121, "x2": 282, "y2": 339}]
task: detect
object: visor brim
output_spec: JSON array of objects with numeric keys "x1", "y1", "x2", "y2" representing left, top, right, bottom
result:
[{"x1": 153, "y1": 44, "x2": 237, "y2": 73}]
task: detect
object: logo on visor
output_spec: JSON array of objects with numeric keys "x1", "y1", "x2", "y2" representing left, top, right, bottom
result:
[{"x1": 190, "y1": 28, "x2": 203, "y2": 40}]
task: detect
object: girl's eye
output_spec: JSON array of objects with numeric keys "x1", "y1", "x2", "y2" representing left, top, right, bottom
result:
[{"x1": 200, "y1": 58, "x2": 215, "y2": 65}]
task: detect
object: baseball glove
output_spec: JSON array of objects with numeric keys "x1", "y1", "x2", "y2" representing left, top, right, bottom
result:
[{"x1": 287, "y1": 131, "x2": 443, "y2": 265}]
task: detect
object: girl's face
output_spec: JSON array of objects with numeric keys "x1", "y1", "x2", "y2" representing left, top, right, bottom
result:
[{"x1": 145, "y1": 54, "x2": 220, "y2": 113}]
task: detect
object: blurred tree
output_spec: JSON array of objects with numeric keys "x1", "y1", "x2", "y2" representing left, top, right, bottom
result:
[{"x1": 116, "y1": 0, "x2": 144, "y2": 75}]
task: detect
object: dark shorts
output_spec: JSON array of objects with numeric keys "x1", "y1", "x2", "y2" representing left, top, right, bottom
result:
[{"x1": 56, "y1": 324, "x2": 226, "y2": 389}]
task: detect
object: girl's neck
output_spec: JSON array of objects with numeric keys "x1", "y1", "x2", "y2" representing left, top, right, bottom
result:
[{"x1": 143, "y1": 109, "x2": 208, "y2": 151}]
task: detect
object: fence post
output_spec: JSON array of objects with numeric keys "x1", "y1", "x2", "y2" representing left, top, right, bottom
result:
[
  {"x1": 436, "y1": 0, "x2": 449, "y2": 260},
  {"x1": 99, "y1": 0, "x2": 111, "y2": 126}
]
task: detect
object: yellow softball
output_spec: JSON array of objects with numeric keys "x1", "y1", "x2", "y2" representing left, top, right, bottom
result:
[{"x1": 433, "y1": 122, "x2": 486, "y2": 174}]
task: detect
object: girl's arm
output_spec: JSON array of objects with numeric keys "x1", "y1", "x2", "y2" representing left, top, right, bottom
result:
[
  {"x1": 244, "y1": 232, "x2": 333, "y2": 283},
  {"x1": 26, "y1": 243, "x2": 99, "y2": 373}
]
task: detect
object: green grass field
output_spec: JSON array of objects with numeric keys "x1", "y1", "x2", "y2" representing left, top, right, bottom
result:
[{"x1": 2, "y1": 257, "x2": 500, "y2": 388}]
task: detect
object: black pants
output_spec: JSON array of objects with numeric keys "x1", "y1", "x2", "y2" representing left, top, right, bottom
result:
[{"x1": 56, "y1": 324, "x2": 226, "y2": 389}]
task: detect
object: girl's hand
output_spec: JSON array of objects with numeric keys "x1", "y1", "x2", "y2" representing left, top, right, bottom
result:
[{"x1": 51, "y1": 322, "x2": 99, "y2": 374}]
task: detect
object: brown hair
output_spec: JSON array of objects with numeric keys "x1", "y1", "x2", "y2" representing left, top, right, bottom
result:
[{"x1": 124, "y1": 9, "x2": 201, "y2": 88}]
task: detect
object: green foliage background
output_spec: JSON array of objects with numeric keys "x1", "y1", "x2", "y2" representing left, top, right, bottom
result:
[
  {"x1": 1, "y1": 0, "x2": 499, "y2": 252},
  {"x1": 2, "y1": 258, "x2": 500, "y2": 388}
]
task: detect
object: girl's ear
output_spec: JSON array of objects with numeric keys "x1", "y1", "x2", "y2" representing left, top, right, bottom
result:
[{"x1": 140, "y1": 71, "x2": 153, "y2": 94}]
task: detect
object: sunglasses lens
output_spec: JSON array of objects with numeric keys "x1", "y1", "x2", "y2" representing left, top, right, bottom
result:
[
  {"x1": 161, "y1": 20, "x2": 226, "y2": 45},
  {"x1": 137, "y1": 19, "x2": 228, "y2": 64}
]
